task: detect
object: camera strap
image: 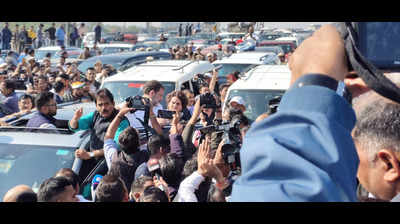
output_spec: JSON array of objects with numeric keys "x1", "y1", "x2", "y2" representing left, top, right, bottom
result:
[{"x1": 334, "y1": 22, "x2": 400, "y2": 104}]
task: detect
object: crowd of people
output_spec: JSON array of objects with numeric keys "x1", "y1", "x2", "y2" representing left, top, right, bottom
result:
[
  {"x1": 0, "y1": 22, "x2": 101, "y2": 53},
  {"x1": 2, "y1": 23, "x2": 400, "y2": 203}
]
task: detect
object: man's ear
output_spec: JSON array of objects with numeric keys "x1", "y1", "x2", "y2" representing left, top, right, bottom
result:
[
  {"x1": 377, "y1": 150, "x2": 400, "y2": 182},
  {"x1": 344, "y1": 75, "x2": 370, "y2": 98}
]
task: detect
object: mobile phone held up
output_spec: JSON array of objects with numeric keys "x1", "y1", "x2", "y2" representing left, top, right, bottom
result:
[{"x1": 157, "y1": 110, "x2": 176, "y2": 119}]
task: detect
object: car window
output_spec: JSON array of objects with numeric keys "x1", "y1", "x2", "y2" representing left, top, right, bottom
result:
[
  {"x1": 0, "y1": 145, "x2": 76, "y2": 200},
  {"x1": 227, "y1": 89, "x2": 285, "y2": 123},
  {"x1": 35, "y1": 50, "x2": 57, "y2": 61},
  {"x1": 214, "y1": 63, "x2": 253, "y2": 77},
  {"x1": 102, "y1": 81, "x2": 175, "y2": 107},
  {"x1": 78, "y1": 57, "x2": 125, "y2": 73}
]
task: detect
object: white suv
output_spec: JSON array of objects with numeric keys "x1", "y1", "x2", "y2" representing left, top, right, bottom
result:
[
  {"x1": 224, "y1": 65, "x2": 291, "y2": 122},
  {"x1": 101, "y1": 60, "x2": 215, "y2": 107}
]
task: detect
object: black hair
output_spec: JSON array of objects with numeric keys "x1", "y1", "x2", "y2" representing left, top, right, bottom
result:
[
  {"x1": 159, "y1": 153, "x2": 183, "y2": 189},
  {"x1": 35, "y1": 91, "x2": 54, "y2": 111},
  {"x1": 24, "y1": 47, "x2": 30, "y2": 54},
  {"x1": 139, "y1": 186, "x2": 169, "y2": 202},
  {"x1": 3, "y1": 79, "x2": 16, "y2": 91},
  {"x1": 147, "y1": 134, "x2": 170, "y2": 156},
  {"x1": 94, "y1": 88, "x2": 114, "y2": 105},
  {"x1": 15, "y1": 192, "x2": 37, "y2": 202},
  {"x1": 28, "y1": 49, "x2": 35, "y2": 55},
  {"x1": 37, "y1": 176, "x2": 72, "y2": 202},
  {"x1": 87, "y1": 67, "x2": 95, "y2": 72},
  {"x1": 45, "y1": 52, "x2": 51, "y2": 58},
  {"x1": 143, "y1": 80, "x2": 164, "y2": 95},
  {"x1": 118, "y1": 127, "x2": 140, "y2": 155},
  {"x1": 58, "y1": 73, "x2": 70, "y2": 81},
  {"x1": 95, "y1": 174, "x2": 127, "y2": 202},
  {"x1": 37, "y1": 75, "x2": 48, "y2": 82},
  {"x1": 55, "y1": 168, "x2": 81, "y2": 191}
]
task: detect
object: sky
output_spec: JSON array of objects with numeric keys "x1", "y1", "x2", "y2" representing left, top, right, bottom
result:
[{"x1": 103, "y1": 22, "x2": 331, "y2": 29}]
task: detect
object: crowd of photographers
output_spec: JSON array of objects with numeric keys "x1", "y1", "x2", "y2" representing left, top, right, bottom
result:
[
  {"x1": 0, "y1": 44, "x2": 257, "y2": 202},
  {"x1": 5, "y1": 23, "x2": 400, "y2": 203}
]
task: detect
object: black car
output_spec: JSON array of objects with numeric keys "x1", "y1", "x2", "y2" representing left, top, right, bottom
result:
[{"x1": 77, "y1": 51, "x2": 172, "y2": 73}]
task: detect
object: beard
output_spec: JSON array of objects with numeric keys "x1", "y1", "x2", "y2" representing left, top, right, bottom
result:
[{"x1": 48, "y1": 110, "x2": 57, "y2": 117}]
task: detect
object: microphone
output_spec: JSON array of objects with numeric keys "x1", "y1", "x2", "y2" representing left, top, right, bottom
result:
[{"x1": 91, "y1": 174, "x2": 103, "y2": 201}]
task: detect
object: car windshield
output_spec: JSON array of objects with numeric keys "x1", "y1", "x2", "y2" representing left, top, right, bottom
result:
[
  {"x1": 35, "y1": 50, "x2": 57, "y2": 61},
  {"x1": 102, "y1": 81, "x2": 175, "y2": 107},
  {"x1": 227, "y1": 89, "x2": 285, "y2": 123},
  {"x1": 215, "y1": 63, "x2": 253, "y2": 77},
  {"x1": 78, "y1": 56, "x2": 125, "y2": 73},
  {"x1": 0, "y1": 145, "x2": 76, "y2": 201}
]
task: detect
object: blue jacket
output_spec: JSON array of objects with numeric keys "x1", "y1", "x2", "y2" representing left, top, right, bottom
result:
[
  {"x1": 229, "y1": 77, "x2": 359, "y2": 202},
  {"x1": 55, "y1": 27, "x2": 65, "y2": 41}
]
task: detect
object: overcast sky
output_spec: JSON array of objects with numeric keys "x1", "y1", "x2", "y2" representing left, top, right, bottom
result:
[{"x1": 103, "y1": 22, "x2": 331, "y2": 29}]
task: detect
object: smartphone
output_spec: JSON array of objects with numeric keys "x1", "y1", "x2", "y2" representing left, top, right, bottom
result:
[{"x1": 157, "y1": 110, "x2": 176, "y2": 119}]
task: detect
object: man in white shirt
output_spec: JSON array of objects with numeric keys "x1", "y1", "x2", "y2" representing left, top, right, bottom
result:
[{"x1": 118, "y1": 80, "x2": 165, "y2": 130}]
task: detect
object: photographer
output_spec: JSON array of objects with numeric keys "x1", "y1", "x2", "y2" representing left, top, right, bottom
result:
[
  {"x1": 230, "y1": 25, "x2": 361, "y2": 202},
  {"x1": 121, "y1": 80, "x2": 164, "y2": 135},
  {"x1": 157, "y1": 90, "x2": 191, "y2": 127}
]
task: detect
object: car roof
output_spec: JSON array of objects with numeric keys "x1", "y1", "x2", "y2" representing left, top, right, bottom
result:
[
  {"x1": 84, "y1": 51, "x2": 170, "y2": 61},
  {"x1": 0, "y1": 128, "x2": 87, "y2": 148},
  {"x1": 213, "y1": 52, "x2": 278, "y2": 65},
  {"x1": 98, "y1": 43, "x2": 134, "y2": 48},
  {"x1": 228, "y1": 65, "x2": 291, "y2": 91},
  {"x1": 104, "y1": 60, "x2": 214, "y2": 83}
]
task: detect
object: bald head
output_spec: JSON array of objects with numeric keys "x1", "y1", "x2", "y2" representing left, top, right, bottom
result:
[{"x1": 3, "y1": 185, "x2": 37, "y2": 202}]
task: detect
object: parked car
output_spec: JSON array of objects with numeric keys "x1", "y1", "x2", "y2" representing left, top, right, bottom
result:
[
  {"x1": 224, "y1": 65, "x2": 291, "y2": 123},
  {"x1": 77, "y1": 51, "x2": 172, "y2": 73},
  {"x1": 252, "y1": 46, "x2": 285, "y2": 55},
  {"x1": 257, "y1": 41, "x2": 296, "y2": 55},
  {"x1": 141, "y1": 41, "x2": 171, "y2": 52},
  {"x1": 217, "y1": 32, "x2": 246, "y2": 42},
  {"x1": 35, "y1": 46, "x2": 82, "y2": 62},
  {"x1": 101, "y1": 60, "x2": 215, "y2": 107},
  {"x1": 212, "y1": 52, "x2": 281, "y2": 84},
  {"x1": 97, "y1": 43, "x2": 134, "y2": 55},
  {"x1": 0, "y1": 101, "x2": 101, "y2": 201}
]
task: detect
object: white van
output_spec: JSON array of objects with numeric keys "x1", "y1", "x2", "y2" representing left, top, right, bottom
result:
[
  {"x1": 101, "y1": 60, "x2": 215, "y2": 107},
  {"x1": 212, "y1": 51, "x2": 281, "y2": 84},
  {"x1": 224, "y1": 65, "x2": 291, "y2": 122}
]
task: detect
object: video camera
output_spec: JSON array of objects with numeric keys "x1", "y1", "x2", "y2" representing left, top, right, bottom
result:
[
  {"x1": 199, "y1": 115, "x2": 243, "y2": 175},
  {"x1": 125, "y1": 95, "x2": 150, "y2": 112},
  {"x1": 199, "y1": 92, "x2": 217, "y2": 109},
  {"x1": 334, "y1": 22, "x2": 400, "y2": 104}
]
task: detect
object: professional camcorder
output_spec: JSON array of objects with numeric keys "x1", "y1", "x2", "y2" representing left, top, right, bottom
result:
[
  {"x1": 334, "y1": 22, "x2": 400, "y2": 104},
  {"x1": 125, "y1": 95, "x2": 150, "y2": 112},
  {"x1": 199, "y1": 92, "x2": 217, "y2": 109},
  {"x1": 199, "y1": 115, "x2": 243, "y2": 175}
]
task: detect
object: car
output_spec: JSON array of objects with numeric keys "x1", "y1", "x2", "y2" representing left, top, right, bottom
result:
[
  {"x1": 258, "y1": 33, "x2": 283, "y2": 42},
  {"x1": 141, "y1": 41, "x2": 171, "y2": 52},
  {"x1": 224, "y1": 65, "x2": 291, "y2": 123},
  {"x1": 257, "y1": 40, "x2": 296, "y2": 55},
  {"x1": 217, "y1": 32, "x2": 246, "y2": 42},
  {"x1": 35, "y1": 46, "x2": 82, "y2": 62},
  {"x1": 101, "y1": 60, "x2": 215, "y2": 107},
  {"x1": 97, "y1": 43, "x2": 134, "y2": 55},
  {"x1": 77, "y1": 51, "x2": 172, "y2": 74},
  {"x1": 212, "y1": 52, "x2": 281, "y2": 84},
  {"x1": 166, "y1": 36, "x2": 193, "y2": 47},
  {"x1": 275, "y1": 36, "x2": 299, "y2": 48},
  {"x1": 253, "y1": 46, "x2": 285, "y2": 55},
  {"x1": 0, "y1": 101, "x2": 101, "y2": 201}
]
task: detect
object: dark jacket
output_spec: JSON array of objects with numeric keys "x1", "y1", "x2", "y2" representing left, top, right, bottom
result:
[
  {"x1": 26, "y1": 112, "x2": 57, "y2": 128},
  {"x1": 2, "y1": 27, "x2": 12, "y2": 42},
  {"x1": 109, "y1": 150, "x2": 148, "y2": 191},
  {"x1": 18, "y1": 30, "x2": 28, "y2": 43},
  {"x1": 45, "y1": 27, "x2": 56, "y2": 40}
]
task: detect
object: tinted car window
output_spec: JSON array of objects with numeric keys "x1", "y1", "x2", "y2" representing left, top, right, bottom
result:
[
  {"x1": 0, "y1": 145, "x2": 76, "y2": 200},
  {"x1": 78, "y1": 56, "x2": 125, "y2": 73},
  {"x1": 102, "y1": 81, "x2": 175, "y2": 107},
  {"x1": 227, "y1": 89, "x2": 285, "y2": 123}
]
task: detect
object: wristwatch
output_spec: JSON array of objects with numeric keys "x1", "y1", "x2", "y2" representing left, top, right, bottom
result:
[
  {"x1": 293, "y1": 74, "x2": 352, "y2": 104},
  {"x1": 89, "y1": 151, "x2": 95, "y2": 158}
]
